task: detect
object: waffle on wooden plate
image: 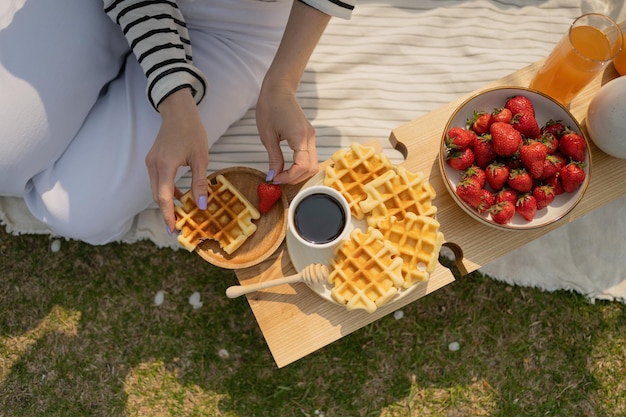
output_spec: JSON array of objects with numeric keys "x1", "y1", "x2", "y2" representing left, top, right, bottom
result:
[
  {"x1": 174, "y1": 167, "x2": 287, "y2": 269},
  {"x1": 292, "y1": 142, "x2": 444, "y2": 313}
]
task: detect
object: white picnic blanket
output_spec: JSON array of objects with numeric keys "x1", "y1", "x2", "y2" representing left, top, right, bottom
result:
[{"x1": 2, "y1": 0, "x2": 625, "y2": 302}]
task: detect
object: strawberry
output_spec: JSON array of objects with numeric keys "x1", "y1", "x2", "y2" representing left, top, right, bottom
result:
[
  {"x1": 490, "y1": 121, "x2": 522, "y2": 157},
  {"x1": 462, "y1": 165, "x2": 486, "y2": 188},
  {"x1": 512, "y1": 112, "x2": 541, "y2": 138},
  {"x1": 540, "y1": 132, "x2": 559, "y2": 154},
  {"x1": 545, "y1": 173, "x2": 564, "y2": 196},
  {"x1": 477, "y1": 189, "x2": 495, "y2": 214},
  {"x1": 490, "y1": 201, "x2": 516, "y2": 225},
  {"x1": 505, "y1": 95, "x2": 535, "y2": 117},
  {"x1": 445, "y1": 127, "x2": 476, "y2": 150},
  {"x1": 501, "y1": 155, "x2": 523, "y2": 170},
  {"x1": 516, "y1": 193, "x2": 537, "y2": 221},
  {"x1": 495, "y1": 188, "x2": 518, "y2": 205},
  {"x1": 257, "y1": 181, "x2": 282, "y2": 214},
  {"x1": 558, "y1": 129, "x2": 587, "y2": 162},
  {"x1": 532, "y1": 185, "x2": 556, "y2": 210},
  {"x1": 446, "y1": 147, "x2": 474, "y2": 171},
  {"x1": 468, "y1": 111, "x2": 491, "y2": 135},
  {"x1": 507, "y1": 168, "x2": 533, "y2": 193},
  {"x1": 542, "y1": 119, "x2": 566, "y2": 138},
  {"x1": 559, "y1": 162, "x2": 586, "y2": 193},
  {"x1": 491, "y1": 107, "x2": 513, "y2": 124},
  {"x1": 473, "y1": 135, "x2": 498, "y2": 168},
  {"x1": 485, "y1": 161, "x2": 509, "y2": 191},
  {"x1": 455, "y1": 177, "x2": 483, "y2": 208},
  {"x1": 538, "y1": 153, "x2": 567, "y2": 181},
  {"x1": 520, "y1": 141, "x2": 548, "y2": 179}
]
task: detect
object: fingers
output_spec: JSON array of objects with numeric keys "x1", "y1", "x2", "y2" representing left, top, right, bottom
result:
[
  {"x1": 261, "y1": 133, "x2": 286, "y2": 181},
  {"x1": 152, "y1": 165, "x2": 179, "y2": 236},
  {"x1": 189, "y1": 151, "x2": 209, "y2": 211},
  {"x1": 273, "y1": 144, "x2": 319, "y2": 184}
]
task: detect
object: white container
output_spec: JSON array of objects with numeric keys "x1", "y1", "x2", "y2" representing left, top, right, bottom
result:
[
  {"x1": 287, "y1": 185, "x2": 351, "y2": 250},
  {"x1": 586, "y1": 76, "x2": 626, "y2": 159}
]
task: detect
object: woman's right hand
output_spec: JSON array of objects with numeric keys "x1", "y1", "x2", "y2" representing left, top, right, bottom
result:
[{"x1": 146, "y1": 88, "x2": 209, "y2": 235}]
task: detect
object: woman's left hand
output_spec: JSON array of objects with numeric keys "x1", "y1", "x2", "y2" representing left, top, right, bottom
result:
[{"x1": 256, "y1": 83, "x2": 318, "y2": 184}]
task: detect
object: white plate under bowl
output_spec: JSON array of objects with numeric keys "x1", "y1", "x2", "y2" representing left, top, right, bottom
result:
[
  {"x1": 286, "y1": 170, "x2": 422, "y2": 308},
  {"x1": 439, "y1": 86, "x2": 591, "y2": 231}
]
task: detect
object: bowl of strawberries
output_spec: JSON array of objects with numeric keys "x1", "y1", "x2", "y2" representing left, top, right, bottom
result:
[{"x1": 439, "y1": 86, "x2": 591, "y2": 230}]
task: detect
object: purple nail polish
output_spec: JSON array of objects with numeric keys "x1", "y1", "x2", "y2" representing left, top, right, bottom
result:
[
  {"x1": 266, "y1": 169, "x2": 275, "y2": 182},
  {"x1": 166, "y1": 226, "x2": 173, "y2": 235},
  {"x1": 197, "y1": 195, "x2": 207, "y2": 210}
]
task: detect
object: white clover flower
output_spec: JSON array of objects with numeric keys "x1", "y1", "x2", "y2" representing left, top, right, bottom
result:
[
  {"x1": 189, "y1": 292, "x2": 203, "y2": 309},
  {"x1": 50, "y1": 239, "x2": 61, "y2": 253},
  {"x1": 154, "y1": 290, "x2": 165, "y2": 306},
  {"x1": 448, "y1": 341, "x2": 460, "y2": 352}
]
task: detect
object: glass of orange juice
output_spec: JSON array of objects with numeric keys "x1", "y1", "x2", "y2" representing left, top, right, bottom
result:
[{"x1": 529, "y1": 13, "x2": 623, "y2": 106}]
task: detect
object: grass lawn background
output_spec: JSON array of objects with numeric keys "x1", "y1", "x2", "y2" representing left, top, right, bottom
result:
[{"x1": 1, "y1": 226, "x2": 625, "y2": 416}]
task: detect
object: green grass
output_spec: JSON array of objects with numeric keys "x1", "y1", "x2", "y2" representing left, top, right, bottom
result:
[{"x1": 1, "y1": 226, "x2": 625, "y2": 416}]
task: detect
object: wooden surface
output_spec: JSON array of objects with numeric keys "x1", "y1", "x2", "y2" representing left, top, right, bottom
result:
[
  {"x1": 195, "y1": 167, "x2": 288, "y2": 270},
  {"x1": 390, "y1": 61, "x2": 622, "y2": 274},
  {"x1": 235, "y1": 58, "x2": 623, "y2": 368}
]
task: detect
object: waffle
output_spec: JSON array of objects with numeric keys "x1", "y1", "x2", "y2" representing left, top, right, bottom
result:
[
  {"x1": 359, "y1": 166, "x2": 437, "y2": 227},
  {"x1": 324, "y1": 142, "x2": 393, "y2": 220},
  {"x1": 174, "y1": 174, "x2": 260, "y2": 254},
  {"x1": 328, "y1": 228, "x2": 404, "y2": 313},
  {"x1": 375, "y1": 213, "x2": 445, "y2": 288}
]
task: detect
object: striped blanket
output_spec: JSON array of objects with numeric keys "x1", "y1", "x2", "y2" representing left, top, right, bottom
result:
[{"x1": 2, "y1": 0, "x2": 626, "y2": 302}]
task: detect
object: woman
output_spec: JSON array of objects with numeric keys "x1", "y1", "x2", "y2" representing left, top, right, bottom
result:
[{"x1": 0, "y1": 0, "x2": 354, "y2": 244}]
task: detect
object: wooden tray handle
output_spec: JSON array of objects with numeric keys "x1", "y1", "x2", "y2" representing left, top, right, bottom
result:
[{"x1": 441, "y1": 242, "x2": 469, "y2": 277}]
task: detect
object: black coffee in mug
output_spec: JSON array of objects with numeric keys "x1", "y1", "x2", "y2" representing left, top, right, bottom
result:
[{"x1": 294, "y1": 193, "x2": 346, "y2": 244}]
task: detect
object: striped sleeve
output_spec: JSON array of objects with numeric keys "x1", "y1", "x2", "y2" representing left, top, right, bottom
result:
[
  {"x1": 298, "y1": 0, "x2": 355, "y2": 19},
  {"x1": 103, "y1": 0, "x2": 208, "y2": 111}
]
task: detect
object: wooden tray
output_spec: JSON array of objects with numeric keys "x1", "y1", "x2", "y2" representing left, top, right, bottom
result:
[{"x1": 195, "y1": 167, "x2": 288, "y2": 269}]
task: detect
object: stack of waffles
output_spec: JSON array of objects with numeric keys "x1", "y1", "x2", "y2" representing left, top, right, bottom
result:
[
  {"x1": 324, "y1": 142, "x2": 445, "y2": 313},
  {"x1": 174, "y1": 174, "x2": 260, "y2": 255}
]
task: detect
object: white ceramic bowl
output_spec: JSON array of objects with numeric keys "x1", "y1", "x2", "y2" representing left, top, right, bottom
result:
[
  {"x1": 439, "y1": 86, "x2": 591, "y2": 231},
  {"x1": 586, "y1": 76, "x2": 626, "y2": 159}
]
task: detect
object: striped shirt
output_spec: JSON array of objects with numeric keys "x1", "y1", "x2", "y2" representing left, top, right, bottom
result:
[{"x1": 103, "y1": 0, "x2": 355, "y2": 111}]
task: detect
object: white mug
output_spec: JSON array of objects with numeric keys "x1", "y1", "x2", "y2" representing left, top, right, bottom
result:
[{"x1": 288, "y1": 185, "x2": 352, "y2": 250}]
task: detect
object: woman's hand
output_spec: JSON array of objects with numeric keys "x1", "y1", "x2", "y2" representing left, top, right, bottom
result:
[
  {"x1": 146, "y1": 88, "x2": 209, "y2": 234},
  {"x1": 257, "y1": 1, "x2": 331, "y2": 184},
  {"x1": 256, "y1": 82, "x2": 318, "y2": 184}
]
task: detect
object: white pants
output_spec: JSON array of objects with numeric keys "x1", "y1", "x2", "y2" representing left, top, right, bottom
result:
[{"x1": 0, "y1": 0, "x2": 291, "y2": 244}]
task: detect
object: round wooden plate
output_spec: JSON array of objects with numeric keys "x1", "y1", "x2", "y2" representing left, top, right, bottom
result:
[{"x1": 195, "y1": 167, "x2": 288, "y2": 269}]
